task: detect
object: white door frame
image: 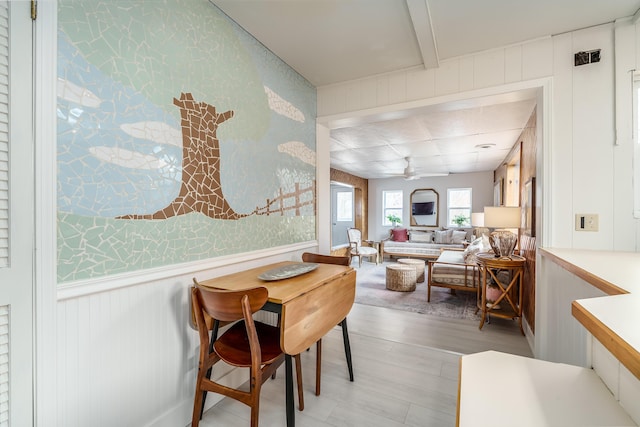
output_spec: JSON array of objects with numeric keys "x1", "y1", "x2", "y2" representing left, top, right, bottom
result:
[{"x1": 34, "y1": 1, "x2": 58, "y2": 425}]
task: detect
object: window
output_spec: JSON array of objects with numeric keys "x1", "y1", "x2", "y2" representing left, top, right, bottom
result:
[
  {"x1": 447, "y1": 188, "x2": 472, "y2": 227},
  {"x1": 382, "y1": 190, "x2": 403, "y2": 226},
  {"x1": 335, "y1": 191, "x2": 353, "y2": 221},
  {"x1": 634, "y1": 74, "x2": 640, "y2": 218}
]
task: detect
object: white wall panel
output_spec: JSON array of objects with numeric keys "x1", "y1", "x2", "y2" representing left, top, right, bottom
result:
[
  {"x1": 406, "y1": 67, "x2": 435, "y2": 101},
  {"x1": 388, "y1": 73, "x2": 407, "y2": 105},
  {"x1": 571, "y1": 24, "x2": 616, "y2": 250},
  {"x1": 522, "y1": 38, "x2": 554, "y2": 80},
  {"x1": 504, "y1": 45, "x2": 523, "y2": 83},
  {"x1": 458, "y1": 56, "x2": 475, "y2": 92},
  {"x1": 345, "y1": 84, "x2": 362, "y2": 113},
  {"x1": 535, "y1": 256, "x2": 607, "y2": 365},
  {"x1": 613, "y1": 21, "x2": 637, "y2": 251},
  {"x1": 620, "y1": 364, "x2": 640, "y2": 425},
  {"x1": 473, "y1": 49, "x2": 506, "y2": 89},
  {"x1": 592, "y1": 338, "x2": 621, "y2": 399},
  {"x1": 434, "y1": 59, "x2": 460, "y2": 96},
  {"x1": 360, "y1": 77, "x2": 380, "y2": 110},
  {"x1": 550, "y1": 33, "x2": 574, "y2": 248},
  {"x1": 376, "y1": 75, "x2": 390, "y2": 109}
]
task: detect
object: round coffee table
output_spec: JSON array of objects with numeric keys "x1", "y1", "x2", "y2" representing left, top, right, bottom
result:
[
  {"x1": 386, "y1": 264, "x2": 417, "y2": 292},
  {"x1": 397, "y1": 258, "x2": 426, "y2": 283}
]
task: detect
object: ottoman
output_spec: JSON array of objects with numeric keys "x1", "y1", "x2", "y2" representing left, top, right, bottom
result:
[
  {"x1": 386, "y1": 264, "x2": 417, "y2": 292},
  {"x1": 397, "y1": 258, "x2": 426, "y2": 283}
]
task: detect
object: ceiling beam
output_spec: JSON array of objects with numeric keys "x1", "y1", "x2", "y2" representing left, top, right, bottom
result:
[{"x1": 406, "y1": 0, "x2": 439, "y2": 69}]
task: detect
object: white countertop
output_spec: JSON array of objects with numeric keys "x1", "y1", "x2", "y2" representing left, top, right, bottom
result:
[
  {"x1": 458, "y1": 351, "x2": 637, "y2": 427},
  {"x1": 540, "y1": 247, "x2": 640, "y2": 294},
  {"x1": 574, "y1": 293, "x2": 640, "y2": 356},
  {"x1": 540, "y1": 247, "x2": 640, "y2": 380}
]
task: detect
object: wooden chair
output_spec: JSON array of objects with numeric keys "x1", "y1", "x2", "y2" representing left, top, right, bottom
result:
[
  {"x1": 347, "y1": 227, "x2": 378, "y2": 267},
  {"x1": 301, "y1": 252, "x2": 354, "y2": 396},
  {"x1": 190, "y1": 284, "x2": 304, "y2": 427}
]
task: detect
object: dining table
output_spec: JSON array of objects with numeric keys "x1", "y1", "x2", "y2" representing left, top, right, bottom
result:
[{"x1": 197, "y1": 260, "x2": 356, "y2": 427}]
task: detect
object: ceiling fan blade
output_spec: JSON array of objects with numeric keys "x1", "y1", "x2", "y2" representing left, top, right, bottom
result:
[{"x1": 404, "y1": 172, "x2": 449, "y2": 180}]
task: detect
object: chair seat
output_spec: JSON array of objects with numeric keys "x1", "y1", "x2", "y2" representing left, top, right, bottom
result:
[
  {"x1": 351, "y1": 246, "x2": 377, "y2": 255},
  {"x1": 215, "y1": 320, "x2": 283, "y2": 367}
]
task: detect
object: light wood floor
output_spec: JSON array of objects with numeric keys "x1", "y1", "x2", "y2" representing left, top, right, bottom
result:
[{"x1": 196, "y1": 302, "x2": 532, "y2": 426}]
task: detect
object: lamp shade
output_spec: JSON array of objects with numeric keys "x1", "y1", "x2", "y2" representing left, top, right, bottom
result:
[
  {"x1": 471, "y1": 212, "x2": 484, "y2": 227},
  {"x1": 484, "y1": 206, "x2": 521, "y2": 228}
]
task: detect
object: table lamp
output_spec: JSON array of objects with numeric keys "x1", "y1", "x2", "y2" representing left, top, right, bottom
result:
[
  {"x1": 483, "y1": 206, "x2": 521, "y2": 258},
  {"x1": 471, "y1": 212, "x2": 488, "y2": 238}
]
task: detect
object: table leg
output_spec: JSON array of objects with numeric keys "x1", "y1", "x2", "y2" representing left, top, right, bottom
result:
[
  {"x1": 479, "y1": 266, "x2": 487, "y2": 330},
  {"x1": 285, "y1": 354, "x2": 295, "y2": 427}
]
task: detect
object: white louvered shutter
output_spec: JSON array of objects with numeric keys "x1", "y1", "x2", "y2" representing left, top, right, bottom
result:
[{"x1": 0, "y1": 1, "x2": 8, "y2": 270}]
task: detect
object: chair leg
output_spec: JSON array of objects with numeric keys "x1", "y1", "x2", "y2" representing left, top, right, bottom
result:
[
  {"x1": 199, "y1": 330, "x2": 217, "y2": 420},
  {"x1": 294, "y1": 353, "x2": 304, "y2": 411},
  {"x1": 340, "y1": 318, "x2": 354, "y2": 382},
  {"x1": 315, "y1": 339, "x2": 322, "y2": 396},
  {"x1": 191, "y1": 381, "x2": 205, "y2": 427}
]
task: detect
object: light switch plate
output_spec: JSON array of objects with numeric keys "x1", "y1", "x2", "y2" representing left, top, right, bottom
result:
[{"x1": 575, "y1": 214, "x2": 599, "y2": 231}]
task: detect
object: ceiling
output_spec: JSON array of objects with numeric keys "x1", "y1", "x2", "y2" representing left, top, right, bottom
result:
[{"x1": 211, "y1": 0, "x2": 640, "y2": 179}]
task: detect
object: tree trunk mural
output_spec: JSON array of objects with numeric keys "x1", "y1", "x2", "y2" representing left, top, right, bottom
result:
[{"x1": 118, "y1": 93, "x2": 246, "y2": 220}]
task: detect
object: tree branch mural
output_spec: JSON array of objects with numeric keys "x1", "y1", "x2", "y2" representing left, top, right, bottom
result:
[{"x1": 118, "y1": 93, "x2": 246, "y2": 220}]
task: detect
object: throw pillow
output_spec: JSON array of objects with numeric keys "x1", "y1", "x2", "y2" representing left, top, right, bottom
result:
[
  {"x1": 409, "y1": 231, "x2": 433, "y2": 243},
  {"x1": 463, "y1": 237, "x2": 483, "y2": 263},
  {"x1": 452, "y1": 230, "x2": 467, "y2": 244},
  {"x1": 434, "y1": 229, "x2": 453, "y2": 244},
  {"x1": 391, "y1": 228, "x2": 408, "y2": 242}
]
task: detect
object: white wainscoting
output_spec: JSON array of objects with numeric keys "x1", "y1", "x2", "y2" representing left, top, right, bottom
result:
[
  {"x1": 535, "y1": 253, "x2": 607, "y2": 366},
  {"x1": 55, "y1": 249, "x2": 311, "y2": 427},
  {"x1": 591, "y1": 330, "x2": 640, "y2": 425}
]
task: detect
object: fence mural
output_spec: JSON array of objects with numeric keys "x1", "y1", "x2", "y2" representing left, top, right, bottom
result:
[{"x1": 253, "y1": 181, "x2": 316, "y2": 217}]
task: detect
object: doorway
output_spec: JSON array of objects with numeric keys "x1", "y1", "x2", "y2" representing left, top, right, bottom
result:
[{"x1": 330, "y1": 182, "x2": 354, "y2": 249}]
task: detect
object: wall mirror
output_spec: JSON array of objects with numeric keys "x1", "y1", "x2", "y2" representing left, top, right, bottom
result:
[{"x1": 410, "y1": 188, "x2": 439, "y2": 227}]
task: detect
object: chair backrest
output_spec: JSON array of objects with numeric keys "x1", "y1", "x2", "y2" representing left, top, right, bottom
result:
[
  {"x1": 347, "y1": 228, "x2": 362, "y2": 247},
  {"x1": 302, "y1": 252, "x2": 350, "y2": 266},
  {"x1": 193, "y1": 284, "x2": 269, "y2": 323}
]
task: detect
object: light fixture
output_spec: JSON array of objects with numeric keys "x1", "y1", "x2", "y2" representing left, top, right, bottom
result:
[
  {"x1": 474, "y1": 143, "x2": 496, "y2": 149},
  {"x1": 483, "y1": 206, "x2": 521, "y2": 258}
]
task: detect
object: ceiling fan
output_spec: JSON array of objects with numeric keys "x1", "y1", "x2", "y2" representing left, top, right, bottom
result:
[{"x1": 396, "y1": 157, "x2": 449, "y2": 180}]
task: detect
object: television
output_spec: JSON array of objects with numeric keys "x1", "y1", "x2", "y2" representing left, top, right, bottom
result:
[{"x1": 412, "y1": 201, "x2": 435, "y2": 215}]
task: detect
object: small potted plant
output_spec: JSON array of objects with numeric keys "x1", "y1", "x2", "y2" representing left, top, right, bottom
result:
[
  {"x1": 452, "y1": 214, "x2": 470, "y2": 227},
  {"x1": 386, "y1": 214, "x2": 402, "y2": 228}
]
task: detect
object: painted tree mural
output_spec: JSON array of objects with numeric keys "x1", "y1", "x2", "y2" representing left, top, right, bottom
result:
[{"x1": 118, "y1": 93, "x2": 244, "y2": 220}]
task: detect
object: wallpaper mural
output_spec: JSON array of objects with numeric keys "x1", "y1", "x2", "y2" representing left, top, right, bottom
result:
[{"x1": 57, "y1": 0, "x2": 317, "y2": 283}]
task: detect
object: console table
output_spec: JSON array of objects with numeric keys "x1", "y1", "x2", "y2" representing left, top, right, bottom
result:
[{"x1": 476, "y1": 252, "x2": 525, "y2": 335}]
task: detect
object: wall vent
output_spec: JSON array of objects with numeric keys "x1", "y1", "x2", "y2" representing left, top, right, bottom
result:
[{"x1": 574, "y1": 49, "x2": 601, "y2": 66}]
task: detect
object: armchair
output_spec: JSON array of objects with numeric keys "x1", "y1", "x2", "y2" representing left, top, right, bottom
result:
[{"x1": 347, "y1": 227, "x2": 378, "y2": 267}]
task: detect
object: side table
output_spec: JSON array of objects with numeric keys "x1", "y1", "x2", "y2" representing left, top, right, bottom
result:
[{"x1": 476, "y1": 252, "x2": 525, "y2": 335}]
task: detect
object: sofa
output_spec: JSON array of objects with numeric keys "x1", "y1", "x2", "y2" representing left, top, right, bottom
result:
[
  {"x1": 427, "y1": 249, "x2": 478, "y2": 302},
  {"x1": 426, "y1": 235, "x2": 492, "y2": 301},
  {"x1": 381, "y1": 227, "x2": 474, "y2": 261}
]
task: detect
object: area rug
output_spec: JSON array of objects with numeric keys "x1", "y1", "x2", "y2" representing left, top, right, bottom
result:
[{"x1": 354, "y1": 261, "x2": 480, "y2": 321}]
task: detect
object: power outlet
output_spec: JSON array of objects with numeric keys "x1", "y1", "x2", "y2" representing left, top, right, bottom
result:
[{"x1": 575, "y1": 214, "x2": 598, "y2": 231}]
